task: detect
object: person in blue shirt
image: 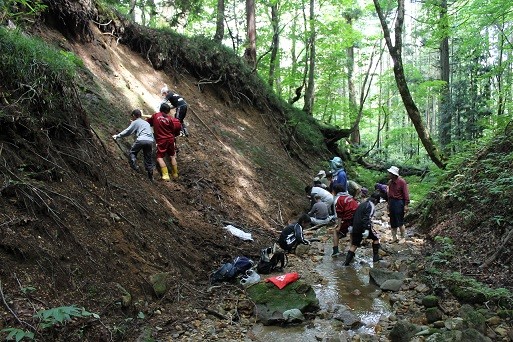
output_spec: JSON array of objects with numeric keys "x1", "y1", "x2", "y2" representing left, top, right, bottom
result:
[{"x1": 329, "y1": 156, "x2": 348, "y2": 192}]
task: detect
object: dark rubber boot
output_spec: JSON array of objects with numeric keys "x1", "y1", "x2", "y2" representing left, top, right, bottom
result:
[
  {"x1": 343, "y1": 251, "x2": 355, "y2": 266},
  {"x1": 331, "y1": 246, "x2": 340, "y2": 257},
  {"x1": 372, "y1": 243, "x2": 382, "y2": 262}
]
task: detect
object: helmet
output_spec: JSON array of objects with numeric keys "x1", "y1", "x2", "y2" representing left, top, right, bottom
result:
[{"x1": 329, "y1": 156, "x2": 343, "y2": 169}]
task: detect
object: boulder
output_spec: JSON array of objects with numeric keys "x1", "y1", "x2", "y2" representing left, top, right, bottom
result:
[
  {"x1": 332, "y1": 304, "x2": 361, "y2": 329},
  {"x1": 389, "y1": 320, "x2": 422, "y2": 342},
  {"x1": 421, "y1": 295, "x2": 439, "y2": 308},
  {"x1": 246, "y1": 280, "x2": 319, "y2": 325},
  {"x1": 380, "y1": 279, "x2": 404, "y2": 292},
  {"x1": 369, "y1": 268, "x2": 405, "y2": 287},
  {"x1": 149, "y1": 272, "x2": 171, "y2": 297},
  {"x1": 425, "y1": 307, "x2": 443, "y2": 324}
]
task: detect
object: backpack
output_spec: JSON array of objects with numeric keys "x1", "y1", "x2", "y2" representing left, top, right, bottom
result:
[
  {"x1": 257, "y1": 247, "x2": 287, "y2": 274},
  {"x1": 210, "y1": 256, "x2": 254, "y2": 284},
  {"x1": 171, "y1": 117, "x2": 182, "y2": 136}
]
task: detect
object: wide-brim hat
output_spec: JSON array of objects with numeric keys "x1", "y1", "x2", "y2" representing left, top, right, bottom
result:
[{"x1": 387, "y1": 166, "x2": 400, "y2": 176}]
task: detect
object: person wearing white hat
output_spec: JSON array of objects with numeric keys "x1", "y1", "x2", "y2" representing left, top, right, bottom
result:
[
  {"x1": 387, "y1": 166, "x2": 410, "y2": 242},
  {"x1": 316, "y1": 170, "x2": 329, "y2": 188}
]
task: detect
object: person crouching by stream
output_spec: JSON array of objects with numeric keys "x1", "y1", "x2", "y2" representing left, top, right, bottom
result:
[
  {"x1": 343, "y1": 193, "x2": 382, "y2": 266},
  {"x1": 277, "y1": 214, "x2": 311, "y2": 253},
  {"x1": 331, "y1": 183, "x2": 359, "y2": 257}
]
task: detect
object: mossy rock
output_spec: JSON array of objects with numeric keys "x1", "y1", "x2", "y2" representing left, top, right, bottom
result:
[
  {"x1": 389, "y1": 319, "x2": 422, "y2": 342},
  {"x1": 460, "y1": 328, "x2": 492, "y2": 342},
  {"x1": 421, "y1": 295, "x2": 439, "y2": 308},
  {"x1": 425, "y1": 307, "x2": 443, "y2": 323},
  {"x1": 149, "y1": 272, "x2": 171, "y2": 297},
  {"x1": 246, "y1": 280, "x2": 319, "y2": 324},
  {"x1": 246, "y1": 280, "x2": 319, "y2": 312},
  {"x1": 460, "y1": 305, "x2": 486, "y2": 334},
  {"x1": 448, "y1": 283, "x2": 486, "y2": 304},
  {"x1": 497, "y1": 309, "x2": 513, "y2": 319}
]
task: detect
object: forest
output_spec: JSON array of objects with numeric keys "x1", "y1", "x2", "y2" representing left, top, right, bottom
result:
[
  {"x1": 1, "y1": 0, "x2": 513, "y2": 340},
  {"x1": 104, "y1": 0, "x2": 513, "y2": 169}
]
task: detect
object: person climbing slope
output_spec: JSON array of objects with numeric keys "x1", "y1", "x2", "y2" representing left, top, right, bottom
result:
[
  {"x1": 112, "y1": 109, "x2": 155, "y2": 181},
  {"x1": 161, "y1": 84, "x2": 189, "y2": 137},
  {"x1": 146, "y1": 103, "x2": 180, "y2": 181}
]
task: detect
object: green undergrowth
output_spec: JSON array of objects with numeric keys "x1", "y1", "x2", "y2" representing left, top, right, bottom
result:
[
  {"x1": 0, "y1": 27, "x2": 83, "y2": 124},
  {"x1": 351, "y1": 165, "x2": 438, "y2": 207},
  {"x1": 1, "y1": 305, "x2": 99, "y2": 341},
  {"x1": 424, "y1": 236, "x2": 513, "y2": 308},
  {"x1": 416, "y1": 133, "x2": 513, "y2": 232}
]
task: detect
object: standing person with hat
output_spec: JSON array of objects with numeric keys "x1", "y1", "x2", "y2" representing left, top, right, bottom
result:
[
  {"x1": 316, "y1": 170, "x2": 329, "y2": 188},
  {"x1": 387, "y1": 166, "x2": 410, "y2": 242},
  {"x1": 329, "y1": 156, "x2": 348, "y2": 193}
]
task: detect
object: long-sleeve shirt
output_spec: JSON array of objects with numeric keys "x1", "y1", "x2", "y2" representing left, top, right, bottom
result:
[
  {"x1": 164, "y1": 91, "x2": 187, "y2": 108},
  {"x1": 117, "y1": 118, "x2": 154, "y2": 142},
  {"x1": 334, "y1": 192, "x2": 359, "y2": 221},
  {"x1": 310, "y1": 186, "x2": 334, "y2": 208},
  {"x1": 388, "y1": 177, "x2": 410, "y2": 205},
  {"x1": 332, "y1": 168, "x2": 348, "y2": 192},
  {"x1": 352, "y1": 200, "x2": 376, "y2": 234},
  {"x1": 308, "y1": 201, "x2": 329, "y2": 219},
  {"x1": 146, "y1": 112, "x2": 175, "y2": 142}
]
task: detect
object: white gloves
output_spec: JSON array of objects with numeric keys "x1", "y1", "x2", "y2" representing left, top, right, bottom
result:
[
  {"x1": 112, "y1": 134, "x2": 119, "y2": 140},
  {"x1": 362, "y1": 230, "x2": 369, "y2": 239}
]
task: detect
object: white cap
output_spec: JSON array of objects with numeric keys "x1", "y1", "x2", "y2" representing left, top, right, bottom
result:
[{"x1": 161, "y1": 85, "x2": 169, "y2": 94}]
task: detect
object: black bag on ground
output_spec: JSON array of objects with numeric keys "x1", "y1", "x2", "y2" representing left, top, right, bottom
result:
[
  {"x1": 210, "y1": 256, "x2": 254, "y2": 284},
  {"x1": 257, "y1": 247, "x2": 287, "y2": 274}
]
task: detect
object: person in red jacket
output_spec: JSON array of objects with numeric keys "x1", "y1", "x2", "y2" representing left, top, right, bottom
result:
[
  {"x1": 331, "y1": 183, "x2": 359, "y2": 257},
  {"x1": 146, "y1": 103, "x2": 179, "y2": 181}
]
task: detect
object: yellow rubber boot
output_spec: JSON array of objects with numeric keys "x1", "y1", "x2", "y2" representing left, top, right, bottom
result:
[
  {"x1": 171, "y1": 165, "x2": 178, "y2": 179},
  {"x1": 161, "y1": 167, "x2": 170, "y2": 181}
]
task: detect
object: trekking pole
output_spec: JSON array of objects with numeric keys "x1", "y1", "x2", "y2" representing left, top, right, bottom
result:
[{"x1": 114, "y1": 138, "x2": 130, "y2": 162}]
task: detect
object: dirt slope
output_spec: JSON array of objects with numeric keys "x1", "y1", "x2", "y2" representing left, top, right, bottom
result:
[{"x1": 0, "y1": 20, "x2": 325, "y2": 340}]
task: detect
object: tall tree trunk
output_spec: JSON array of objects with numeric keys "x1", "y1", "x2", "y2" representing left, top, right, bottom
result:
[
  {"x1": 129, "y1": 0, "x2": 137, "y2": 21},
  {"x1": 343, "y1": 13, "x2": 360, "y2": 144},
  {"x1": 213, "y1": 0, "x2": 225, "y2": 42},
  {"x1": 147, "y1": 0, "x2": 156, "y2": 27},
  {"x1": 496, "y1": 22, "x2": 505, "y2": 117},
  {"x1": 438, "y1": 0, "x2": 451, "y2": 153},
  {"x1": 373, "y1": 0, "x2": 446, "y2": 169},
  {"x1": 302, "y1": 0, "x2": 315, "y2": 115},
  {"x1": 243, "y1": 0, "x2": 257, "y2": 67},
  {"x1": 268, "y1": 3, "x2": 279, "y2": 89}
]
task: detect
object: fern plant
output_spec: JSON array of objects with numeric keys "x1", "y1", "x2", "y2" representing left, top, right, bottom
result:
[{"x1": 1, "y1": 305, "x2": 99, "y2": 341}]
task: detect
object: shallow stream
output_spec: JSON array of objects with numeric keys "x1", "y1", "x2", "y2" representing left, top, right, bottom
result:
[{"x1": 252, "y1": 243, "x2": 392, "y2": 341}]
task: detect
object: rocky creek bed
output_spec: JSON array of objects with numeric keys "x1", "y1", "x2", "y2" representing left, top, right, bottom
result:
[{"x1": 162, "y1": 203, "x2": 513, "y2": 341}]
